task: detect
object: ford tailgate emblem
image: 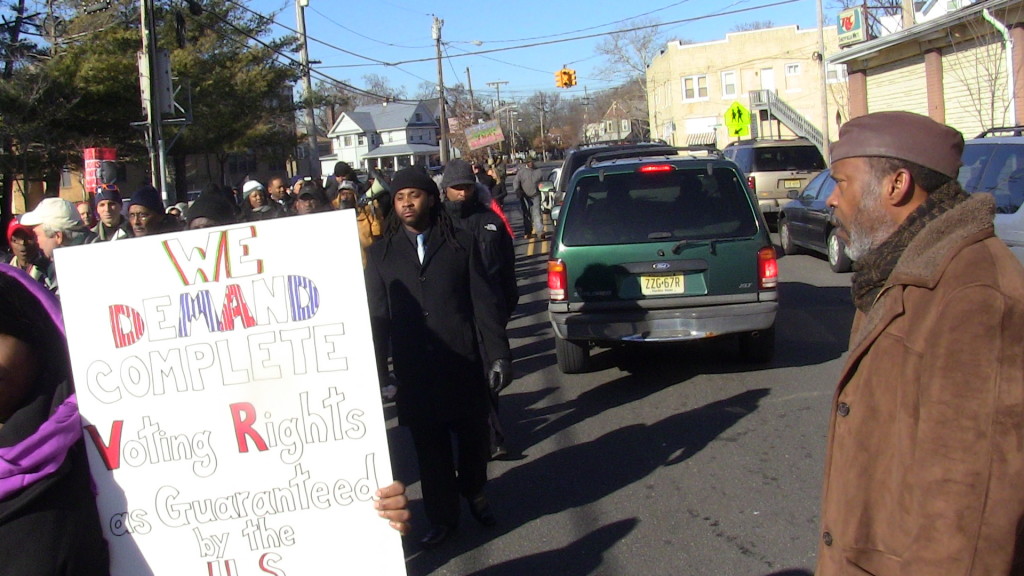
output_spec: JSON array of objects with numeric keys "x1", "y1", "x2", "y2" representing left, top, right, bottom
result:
[{"x1": 653, "y1": 262, "x2": 671, "y2": 270}]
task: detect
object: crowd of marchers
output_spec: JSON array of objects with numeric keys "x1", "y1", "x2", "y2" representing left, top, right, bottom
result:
[{"x1": 1, "y1": 153, "x2": 532, "y2": 572}]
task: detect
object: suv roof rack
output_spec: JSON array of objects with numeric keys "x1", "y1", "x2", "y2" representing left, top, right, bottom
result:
[
  {"x1": 585, "y1": 145, "x2": 720, "y2": 168},
  {"x1": 584, "y1": 145, "x2": 679, "y2": 168},
  {"x1": 974, "y1": 126, "x2": 1024, "y2": 138},
  {"x1": 723, "y1": 137, "x2": 814, "y2": 147}
]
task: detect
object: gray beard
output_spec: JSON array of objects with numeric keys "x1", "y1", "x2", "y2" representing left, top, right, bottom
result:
[{"x1": 843, "y1": 182, "x2": 898, "y2": 261}]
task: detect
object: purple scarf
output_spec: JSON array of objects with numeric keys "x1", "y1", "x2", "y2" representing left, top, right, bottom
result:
[{"x1": 0, "y1": 394, "x2": 82, "y2": 500}]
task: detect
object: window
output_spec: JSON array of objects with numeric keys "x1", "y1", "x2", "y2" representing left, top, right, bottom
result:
[
  {"x1": 721, "y1": 71, "x2": 737, "y2": 98},
  {"x1": 343, "y1": 135, "x2": 352, "y2": 146},
  {"x1": 60, "y1": 169, "x2": 72, "y2": 188},
  {"x1": 785, "y1": 64, "x2": 802, "y2": 90},
  {"x1": 682, "y1": 75, "x2": 708, "y2": 101},
  {"x1": 358, "y1": 135, "x2": 365, "y2": 146},
  {"x1": 387, "y1": 132, "x2": 393, "y2": 143},
  {"x1": 826, "y1": 62, "x2": 847, "y2": 84},
  {"x1": 415, "y1": 113, "x2": 422, "y2": 122}
]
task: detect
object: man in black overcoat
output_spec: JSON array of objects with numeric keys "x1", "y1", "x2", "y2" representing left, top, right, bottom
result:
[{"x1": 364, "y1": 166, "x2": 512, "y2": 549}]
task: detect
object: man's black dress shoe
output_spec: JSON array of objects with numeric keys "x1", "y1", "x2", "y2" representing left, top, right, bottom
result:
[
  {"x1": 420, "y1": 524, "x2": 455, "y2": 549},
  {"x1": 468, "y1": 494, "x2": 497, "y2": 527}
]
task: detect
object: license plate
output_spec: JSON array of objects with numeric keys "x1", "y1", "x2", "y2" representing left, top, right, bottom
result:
[
  {"x1": 783, "y1": 179, "x2": 802, "y2": 188},
  {"x1": 640, "y1": 274, "x2": 685, "y2": 296}
]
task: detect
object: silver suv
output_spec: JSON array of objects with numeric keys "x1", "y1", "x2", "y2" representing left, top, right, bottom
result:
[
  {"x1": 959, "y1": 128, "x2": 1024, "y2": 263},
  {"x1": 722, "y1": 138, "x2": 826, "y2": 226}
]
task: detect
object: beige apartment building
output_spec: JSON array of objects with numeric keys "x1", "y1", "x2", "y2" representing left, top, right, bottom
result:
[{"x1": 647, "y1": 25, "x2": 848, "y2": 155}]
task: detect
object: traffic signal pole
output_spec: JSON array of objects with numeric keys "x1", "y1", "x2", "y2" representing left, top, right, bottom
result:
[{"x1": 140, "y1": 0, "x2": 167, "y2": 201}]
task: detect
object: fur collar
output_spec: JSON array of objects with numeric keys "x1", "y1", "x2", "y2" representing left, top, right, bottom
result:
[{"x1": 889, "y1": 192, "x2": 996, "y2": 288}]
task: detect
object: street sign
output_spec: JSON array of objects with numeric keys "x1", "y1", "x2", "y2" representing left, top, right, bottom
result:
[{"x1": 725, "y1": 102, "x2": 751, "y2": 137}]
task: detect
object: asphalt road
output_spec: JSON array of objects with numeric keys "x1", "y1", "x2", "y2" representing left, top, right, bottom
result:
[{"x1": 384, "y1": 204, "x2": 856, "y2": 576}]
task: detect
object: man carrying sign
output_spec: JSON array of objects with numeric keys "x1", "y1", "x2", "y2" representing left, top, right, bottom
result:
[{"x1": 365, "y1": 166, "x2": 513, "y2": 549}]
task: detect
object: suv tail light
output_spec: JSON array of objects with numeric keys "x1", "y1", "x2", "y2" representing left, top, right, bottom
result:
[
  {"x1": 747, "y1": 175, "x2": 756, "y2": 193},
  {"x1": 548, "y1": 259, "x2": 568, "y2": 301},
  {"x1": 758, "y1": 247, "x2": 778, "y2": 290}
]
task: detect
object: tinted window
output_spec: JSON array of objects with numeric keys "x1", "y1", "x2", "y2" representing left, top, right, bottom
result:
[
  {"x1": 562, "y1": 166, "x2": 758, "y2": 246},
  {"x1": 724, "y1": 147, "x2": 753, "y2": 172},
  {"x1": 960, "y1": 142, "x2": 1024, "y2": 214},
  {"x1": 749, "y1": 146, "x2": 825, "y2": 172},
  {"x1": 801, "y1": 170, "x2": 835, "y2": 200}
]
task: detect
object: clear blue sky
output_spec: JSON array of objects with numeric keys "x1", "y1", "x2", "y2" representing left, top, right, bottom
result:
[{"x1": 246, "y1": 0, "x2": 836, "y2": 103}]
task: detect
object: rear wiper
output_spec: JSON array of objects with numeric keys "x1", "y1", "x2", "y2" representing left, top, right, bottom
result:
[
  {"x1": 672, "y1": 238, "x2": 711, "y2": 255},
  {"x1": 672, "y1": 236, "x2": 747, "y2": 255}
]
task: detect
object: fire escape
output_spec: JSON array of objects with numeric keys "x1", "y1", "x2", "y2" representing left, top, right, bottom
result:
[{"x1": 748, "y1": 89, "x2": 826, "y2": 158}]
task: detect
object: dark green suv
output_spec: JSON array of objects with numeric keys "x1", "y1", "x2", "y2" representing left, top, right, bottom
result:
[{"x1": 547, "y1": 151, "x2": 779, "y2": 373}]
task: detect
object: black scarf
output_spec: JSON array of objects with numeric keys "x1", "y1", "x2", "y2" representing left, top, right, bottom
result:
[{"x1": 851, "y1": 180, "x2": 969, "y2": 312}]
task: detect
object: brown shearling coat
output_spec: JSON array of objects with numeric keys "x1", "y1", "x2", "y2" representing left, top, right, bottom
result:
[{"x1": 817, "y1": 194, "x2": 1024, "y2": 575}]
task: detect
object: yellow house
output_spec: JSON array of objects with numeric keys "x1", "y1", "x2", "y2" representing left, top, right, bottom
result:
[
  {"x1": 646, "y1": 25, "x2": 848, "y2": 155},
  {"x1": 828, "y1": 0, "x2": 1024, "y2": 137}
]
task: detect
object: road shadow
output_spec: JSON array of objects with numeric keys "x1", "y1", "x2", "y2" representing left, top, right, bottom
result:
[
  {"x1": 403, "y1": 389, "x2": 770, "y2": 575},
  {"x1": 462, "y1": 519, "x2": 638, "y2": 576},
  {"x1": 774, "y1": 281, "x2": 854, "y2": 368}
]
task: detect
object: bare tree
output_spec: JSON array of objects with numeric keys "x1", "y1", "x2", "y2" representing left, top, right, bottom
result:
[
  {"x1": 731, "y1": 20, "x2": 776, "y2": 32},
  {"x1": 595, "y1": 18, "x2": 663, "y2": 101},
  {"x1": 943, "y1": 18, "x2": 1015, "y2": 132},
  {"x1": 415, "y1": 80, "x2": 437, "y2": 100},
  {"x1": 344, "y1": 73, "x2": 405, "y2": 107}
]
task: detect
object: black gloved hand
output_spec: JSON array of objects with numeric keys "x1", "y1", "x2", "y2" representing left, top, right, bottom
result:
[{"x1": 488, "y1": 358, "x2": 512, "y2": 394}]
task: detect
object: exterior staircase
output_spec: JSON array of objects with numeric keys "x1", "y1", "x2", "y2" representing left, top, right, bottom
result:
[{"x1": 748, "y1": 89, "x2": 825, "y2": 157}]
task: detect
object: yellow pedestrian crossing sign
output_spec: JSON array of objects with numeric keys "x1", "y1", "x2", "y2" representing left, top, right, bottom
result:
[{"x1": 725, "y1": 102, "x2": 751, "y2": 137}]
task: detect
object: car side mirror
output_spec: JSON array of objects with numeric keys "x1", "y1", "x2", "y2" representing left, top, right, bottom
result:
[
  {"x1": 551, "y1": 205, "x2": 561, "y2": 224},
  {"x1": 538, "y1": 181, "x2": 554, "y2": 193},
  {"x1": 787, "y1": 190, "x2": 800, "y2": 200}
]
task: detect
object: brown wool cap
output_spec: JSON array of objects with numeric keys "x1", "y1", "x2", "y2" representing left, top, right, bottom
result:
[{"x1": 831, "y1": 111, "x2": 964, "y2": 179}]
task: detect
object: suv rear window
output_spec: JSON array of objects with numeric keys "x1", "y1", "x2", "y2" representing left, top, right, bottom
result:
[
  {"x1": 959, "y1": 142, "x2": 1024, "y2": 214},
  {"x1": 561, "y1": 166, "x2": 758, "y2": 246},
  {"x1": 746, "y1": 146, "x2": 825, "y2": 172}
]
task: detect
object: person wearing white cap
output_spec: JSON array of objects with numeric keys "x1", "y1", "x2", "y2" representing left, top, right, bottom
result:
[
  {"x1": 20, "y1": 197, "x2": 96, "y2": 296},
  {"x1": 240, "y1": 180, "x2": 284, "y2": 222}
]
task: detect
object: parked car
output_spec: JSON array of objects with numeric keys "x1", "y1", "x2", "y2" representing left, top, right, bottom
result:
[
  {"x1": 777, "y1": 169, "x2": 852, "y2": 273},
  {"x1": 958, "y1": 128, "x2": 1024, "y2": 264},
  {"x1": 547, "y1": 149, "x2": 779, "y2": 373},
  {"x1": 722, "y1": 138, "x2": 826, "y2": 228}
]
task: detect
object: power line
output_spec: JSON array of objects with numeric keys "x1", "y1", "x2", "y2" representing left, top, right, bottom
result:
[
  {"x1": 220, "y1": 0, "x2": 433, "y2": 87},
  {"x1": 319, "y1": 0, "x2": 802, "y2": 69},
  {"x1": 200, "y1": 5, "x2": 421, "y2": 103},
  {"x1": 306, "y1": 5, "x2": 431, "y2": 50},
  {"x1": 471, "y1": 0, "x2": 699, "y2": 45}
]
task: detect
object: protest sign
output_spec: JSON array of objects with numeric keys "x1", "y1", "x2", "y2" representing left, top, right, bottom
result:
[
  {"x1": 465, "y1": 120, "x2": 505, "y2": 150},
  {"x1": 56, "y1": 211, "x2": 406, "y2": 576}
]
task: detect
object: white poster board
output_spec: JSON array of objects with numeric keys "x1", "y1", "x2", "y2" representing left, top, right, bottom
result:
[{"x1": 56, "y1": 211, "x2": 406, "y2": 576}]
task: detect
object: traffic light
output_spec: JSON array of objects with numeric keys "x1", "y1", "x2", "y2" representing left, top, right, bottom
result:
[
  {"x1": 566, "y1": 69, "x2": 577, "y2": 87},
  {"x1": 554, "y1": 70, "x2": 565, "y2": 88}
]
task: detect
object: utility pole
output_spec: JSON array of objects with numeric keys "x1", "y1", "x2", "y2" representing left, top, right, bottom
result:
[
  {"x1": 581, "y1": 86, "x2": 591, "y2": 145},
  {"x1": 140, "y1": 0, "x2": 167, "y2": 200},
  {"x1": 433, "y1": 16, "x2": 449, "y2": 164},
  {"x1": 296, "y1": 0, "x2": 321, "y2": 179},
  {"x1": 487, "y1": 80, "x2": 508, "y2": 156},
  {"x1": 816, "y1": 0, "x2": 831, "y2": 164},
  {"x1": 539, "y1": 93, "x2": 547, "y2": 161},
  {"x1": 466, "y1": 67, "x2": 476, "y2": 123}
]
